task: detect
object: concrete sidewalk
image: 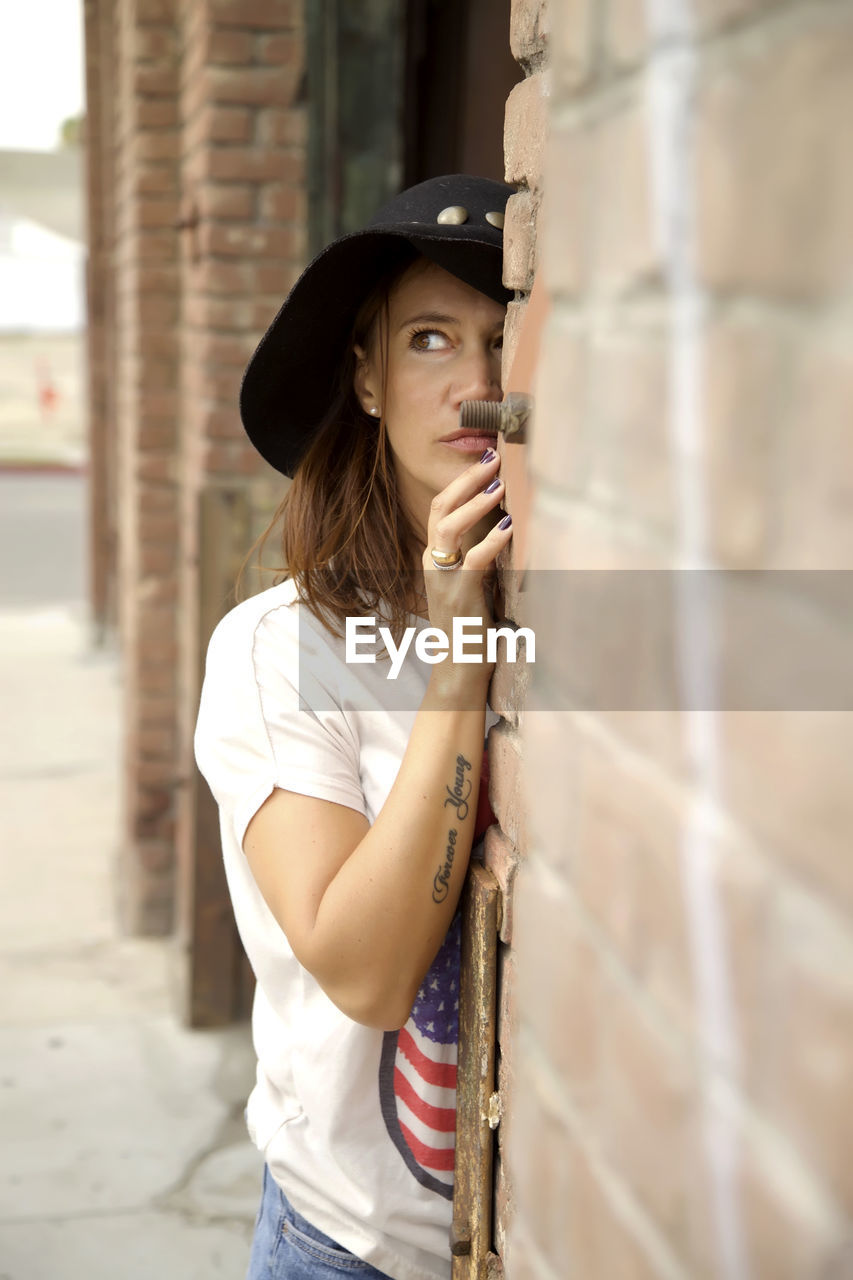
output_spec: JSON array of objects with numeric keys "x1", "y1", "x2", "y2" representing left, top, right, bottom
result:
[{"x1": 0, "y1": 601, "x2": 262, "y2": 1279}]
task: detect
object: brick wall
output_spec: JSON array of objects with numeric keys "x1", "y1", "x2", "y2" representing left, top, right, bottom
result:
[
  {"x1": 110, "y1": 0, "x2": 183, "y2": 933},
  {"x1": 85, "y1": 0, "x2": 306, "y2": 937},
  {"x1": 174, "y1": 0, "x2": 306, "y2": 1002},
  {"x1": 498, "y1": 1, "x2": 853, "y2": 1278}
]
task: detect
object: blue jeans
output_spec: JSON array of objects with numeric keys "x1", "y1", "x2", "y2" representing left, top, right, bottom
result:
[{"x1": 246, "y1": 1164, "x2": 392, "y2": 1279}]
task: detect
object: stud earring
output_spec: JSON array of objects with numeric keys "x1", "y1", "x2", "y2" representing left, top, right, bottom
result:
[{"x1": 370, "y1": 407, "x2": 379, "y2": 417}]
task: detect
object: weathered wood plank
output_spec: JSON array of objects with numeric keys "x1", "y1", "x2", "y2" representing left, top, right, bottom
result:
[{"x1": 452, "y1": 862, "x2": 501, "y2": 1280}]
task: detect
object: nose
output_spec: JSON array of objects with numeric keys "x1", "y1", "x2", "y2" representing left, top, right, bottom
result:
[{"x1": 452, "y1": 342, "x2": 502, "y2": 407}]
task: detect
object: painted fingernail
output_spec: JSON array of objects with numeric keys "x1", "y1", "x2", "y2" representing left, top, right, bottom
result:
[
  {"x1": 480, "y1": 448, "x2": 496, "y2": 464},
  {"x1": 483, "y1": 478, "x2": 502, "y2": 494},
  {"x1": 498, "y1": 513, "x2": 512, "y2": 530}
]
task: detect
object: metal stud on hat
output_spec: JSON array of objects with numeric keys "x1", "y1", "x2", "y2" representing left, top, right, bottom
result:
[
  {"x1": 436, "y1": 206, "x2": 469, "y2": 225},
  {"x1": 485, "y1": 211, "x2": 505, "y2": 229}
]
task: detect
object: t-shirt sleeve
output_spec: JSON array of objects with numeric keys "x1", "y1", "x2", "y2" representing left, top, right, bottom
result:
[{"x1": 194, "y1": 598, "x2": 367, "y2": 851}]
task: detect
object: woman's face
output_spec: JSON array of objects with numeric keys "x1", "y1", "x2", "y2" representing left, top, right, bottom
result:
[{"x1": 355, "y1": 258, "x2": 506, "y2": 534}]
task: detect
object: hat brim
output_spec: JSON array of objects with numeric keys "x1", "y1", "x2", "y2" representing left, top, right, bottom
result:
[{"x1": 240, "y1": 224, "x2": 510, "y2": 478}]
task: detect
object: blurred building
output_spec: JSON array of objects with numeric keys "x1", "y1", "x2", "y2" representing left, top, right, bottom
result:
[
  {"x1": 0, "y1": 148, "x2": 85, "y2": 332},
  {"x1": 83, "y1": 1, "x2": 853, "y2": 1278}
]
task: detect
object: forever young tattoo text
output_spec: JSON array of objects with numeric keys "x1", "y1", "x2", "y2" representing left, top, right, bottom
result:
[{"x1": 432, "y1": 753, "x2": 473, "y2": 904}]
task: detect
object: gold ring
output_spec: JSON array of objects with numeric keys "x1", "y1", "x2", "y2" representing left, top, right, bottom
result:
[{"x1": 430, "y1": 546, "x2": 463, "y2": 570}]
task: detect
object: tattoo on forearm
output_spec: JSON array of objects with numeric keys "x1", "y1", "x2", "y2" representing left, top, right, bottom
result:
[
  {"x1": 432, "y1": 754, "x2": 473, "y2": 905},
  {"x1": 444, "y1": 752, "x2": 472, "y2": 820},
  {"x1": 432, "y1": 829, "x2": 457, "y2": 903}
]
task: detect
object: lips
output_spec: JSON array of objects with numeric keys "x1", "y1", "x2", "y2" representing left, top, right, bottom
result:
[
  {"x1": 439, "y1": 429, "x2": 497, "y2": 443},
  {"x1": 440, "y1": 433, "x2": 499, "y2": 452}
]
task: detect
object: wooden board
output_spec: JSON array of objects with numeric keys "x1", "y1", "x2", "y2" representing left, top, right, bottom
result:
[{"x1": 452, "y1": 863, "x2": 501, "y2": 1279}]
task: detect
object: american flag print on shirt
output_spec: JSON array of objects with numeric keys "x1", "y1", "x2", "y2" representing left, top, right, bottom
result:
[{"x1": 378, "y1": 910, "x2": 460, "y2": 1200}]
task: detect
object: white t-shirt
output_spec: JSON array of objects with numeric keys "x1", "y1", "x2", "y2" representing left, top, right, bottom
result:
[{"x1": 194, "y1": 578, "x2": 488, "y2": 1280}]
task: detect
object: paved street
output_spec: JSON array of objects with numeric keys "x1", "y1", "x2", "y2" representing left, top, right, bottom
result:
[{"x1": 0, "y1": 472, "x2": 261, "y2": 1279}]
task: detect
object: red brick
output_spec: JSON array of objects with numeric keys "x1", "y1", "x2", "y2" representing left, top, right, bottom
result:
[
  {"x1": 521, "y1": 705, "x2": 579, "y2": 874},
  {"x1": 258, "y1": 181, "x2": 305, "y2": 223},
  {"x1": 200, "y1": 439, "x2": 262, "y2": 476},
  {"x1": 138, "y1": 419, "x2": 175, "y2": 451},
  {"x1": 196, "y1": 181, "x2": 255, "y2": 221},
  {"x1": 137, "y1": 452, "x2": 178, "y2": 484},
  {"x1": 510, "y1": 0, "x2": 549, "y2": 70},
  {"x1": 502, "y1": 189, "x2": 538, "y2": 292},
  {"x1": 773, "y1": 334, "x2": 853, "y2": 569},
  {"x1": 141, "y1": 543, "x2": 178, "y2": 577},
  {"x1": 136, "y1": 838, "x2": 173, "y2": 873},
  {"x1": 202, "y1": 333, "x2": 258, "y2": 367},
  {"x1": 204, "y1": 104, "x2": 253, "y2": 144},
  {"x1": 252, "y1": 261, "x2": 302, "y2": 295},
  {"x1": 504, "y1": 70, "x2": 549, "y2": 190},
  {"x1": 196, "y1": 258, "x2": 257, "y2": 296},
  {"x1": 135, "y1": 0, "x2": 174, "y2": 20},
  {"x1": 137, "y1": 294, "x2": 179, "y2": 327},
  {"x1": 717, "y1": 712, "x2": 853, "y2": 918},
  {"x1": 209, "y1": 0, "x2": 302, "y2": 29},
  {"x1": 543, "y1": 104, "x2": 658, "y2": 299},
  {"x1": 603, "y1": 0, "x2": 647, "y2": 69},
  {"x1": 137, "y1": 98, "x2": 179, "y2": 128},
  {"x1": 528, "y1": 307, "x2": 584, "y2": 485},
  {"x1": 257, "y1": 32, "x2": 303, "y2": 66},
  {"x1": 139, "y1": 725, "x2": 176, "y2": 759},
  {"x1": 135, "y1": 28, "x2": 175, "y2": 60},
  {"x1": 504, "y1": 1078, "x2": 574, "y2": 1268},
  {"x1": 134, "y1": 64, "x2": 177, "y2": 98},
  {"x1": 484, "y1": 826, "x2": 520, "y2": 944},
  {"x1": 598, "y1": 967, "x2": 701, "y2": 1251},
  {"x1": 550, "y1": 0, "x2": 594, "y2": 92},
  {"x1": 199, "y1": 404, "x2": 244, "y2": 439},
  {"x1": 206, "y1": 146, "x2": 304, "y2": 184},
  {"x1": 137, "y1": 164, "x2": 176, "y2": 195},
  {"x1": 138, "y1": 197, "x2": 179, "y2": 228},
  {"x1": 207, "y1": 29, "x2": 254, "y2": 64},
  {"x1": 132, "y1": 130, "x2": 181, "y2": 162},
  {"x1": 197, "y1": 221, "x2": 303, "y2": 259},
  {"x1": 762, "y1": 889, "x2": 853, "y2": 1212},
  {"x1": 487, "y1": 721, "x2": 526, "y2": 850},
  {"x1": 695, "y1": 14, "x2": 853, "y2": 297},
  {"x1": 515, "y1": 872, "x2": 602, "y2": 1117},
  {"x1": 204, "y1": 64, "x2": 300, "y2": 108},
  {"x1": 140, "y1": 512, "x2": 179, "y2": 544},
  {"x1": 256, "y1": 106, "x2": 307, "y2": 147}
]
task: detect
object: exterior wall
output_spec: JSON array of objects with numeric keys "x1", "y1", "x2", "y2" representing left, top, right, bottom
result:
[
  {"x1": 174, "y1": 0, "x2": 306, "y2": 1009},
  {"x1": 84, "y1": 0, "x2": 305, "y2": 936},
  {"x1": 111, "y1": 0, "x2": 183, "y2": 932},
  {"x1": 499, "y1": 1, "x2": 853, "y2": 1278}
]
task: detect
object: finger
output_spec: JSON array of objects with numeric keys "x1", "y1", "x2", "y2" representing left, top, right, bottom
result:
[
  {"x1": 429, "y1": 474, "x2": 506, "y2": 551},
  {"x1": 428, "y1": 449, "x2": 500, "y2": 523},
  {"x1": 458, "y1": 513, "x2": 513, "y2": 573}
]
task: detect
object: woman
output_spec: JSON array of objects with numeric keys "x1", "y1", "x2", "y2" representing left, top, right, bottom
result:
[{"x1": 195, "y1": 174, "x2": 514, "y2": 1280}]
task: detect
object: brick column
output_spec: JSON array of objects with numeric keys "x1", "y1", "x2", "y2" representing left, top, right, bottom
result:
[
  {"x1": 504, "y1": 1, "x2": 853, "y2": 1278},
  {"x1": 173, "y1": 0, "x2": 307, "y2": 1007},
  {"x1": 112, "y1": 0, "x2": 182, "y2": 934}
]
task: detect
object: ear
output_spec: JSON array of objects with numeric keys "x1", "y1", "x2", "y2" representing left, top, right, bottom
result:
[{"x1": 353, "y1": 343, "x2": 379, "y2": 416}]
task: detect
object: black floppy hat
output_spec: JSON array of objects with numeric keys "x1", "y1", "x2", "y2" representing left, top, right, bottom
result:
[{"x1": 239, "y1": 174, "x2": 514, "y2": 478}]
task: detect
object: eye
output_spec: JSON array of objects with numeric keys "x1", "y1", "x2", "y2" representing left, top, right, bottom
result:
[{"x1": 409, "y1": 328, "x2": 451, "y2": 352}]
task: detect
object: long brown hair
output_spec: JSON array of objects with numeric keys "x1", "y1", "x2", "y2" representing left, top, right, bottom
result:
[{"x1": 246, "y1": 245, "x2": 428, "y2": 641}]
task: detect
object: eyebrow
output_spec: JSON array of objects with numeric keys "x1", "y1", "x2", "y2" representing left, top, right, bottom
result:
[
  {"x1": 396, "y1": 311, "x2": 460, "y2": 331},
  {"x1": 396, "y1": 310, "x2": 505, "y2": 333}
]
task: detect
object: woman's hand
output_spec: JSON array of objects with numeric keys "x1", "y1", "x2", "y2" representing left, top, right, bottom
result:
[{"x1": 421, "y1": 448, "x2": 513, "y2": 695}]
